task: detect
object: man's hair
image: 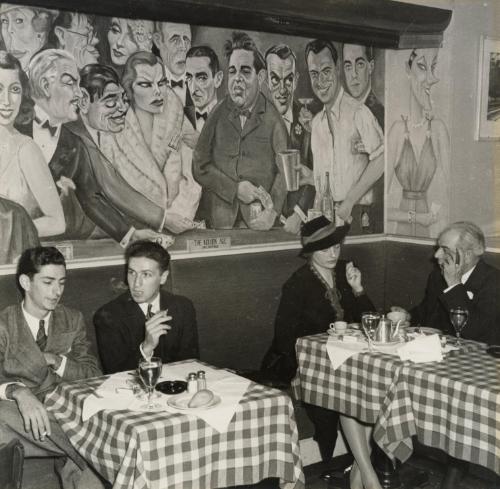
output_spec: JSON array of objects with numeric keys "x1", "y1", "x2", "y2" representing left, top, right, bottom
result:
[
  {"x1": 125, "y1": 240, "x2": 170, "y2": 272},
  {"x1": 121, "y1": 51, "x2": 164, "y2": 103},
  {"x1": 0, "y1": 50, "x2": 34, "y2": 124},
  {"x1": 224, "y1": 31, "x2": 265, "y2": 73},
  {"x1": 342, "y1": 43, "x2": 374, "y2": 62},
  {"x1": 186, "y1": 45, "x2": 220, "y2": 75},
  {"x1": 305, "y1": 39, "x2": 338, "y2": 66},
  {"x1": 16, "y1": 246, "x2": 66, "y2": 296},
  {"x1": 265, "y1": 44, "x2": 297, "y2": 67},
  {"x1": 28, "y1": 48, "x2": 76, "y2": 100},
  {"x1": 49, "y1": 11, "x2": 95, "y2": 47},
  {"x1": 440, "y1": 221, "x2": 486, "y2": 257},
  {"x1": 80, "y1": 63, "x2": 121, "y2": 102}
]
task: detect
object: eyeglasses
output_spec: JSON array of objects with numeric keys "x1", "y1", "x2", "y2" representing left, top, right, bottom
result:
[{"x1": 63, "y1": 27, "x2": 96, "y2": 44}]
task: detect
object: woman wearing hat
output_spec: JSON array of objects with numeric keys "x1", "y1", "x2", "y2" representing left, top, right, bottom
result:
[{"x1": 261, "y1": 216, "x2": 376, "y2": 482}]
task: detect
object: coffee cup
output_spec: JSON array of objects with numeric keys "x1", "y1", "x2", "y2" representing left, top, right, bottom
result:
[{"x1": 329, "y1": 321, "x2": 347, "y2": 333}]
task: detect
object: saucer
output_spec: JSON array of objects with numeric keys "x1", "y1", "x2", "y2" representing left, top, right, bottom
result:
[
  {"x1": 155, "y1": 380, "x2": 187, "y2": 395},
  {"x1": 328, "y1": 328, "x2": 362, "y2": 337},
  {"x1": 167, "y1": 394, "x2": 221, "y2": 410}
]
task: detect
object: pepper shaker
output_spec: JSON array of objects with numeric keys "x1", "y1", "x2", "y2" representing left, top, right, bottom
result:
[{"x1": 197, "y1": 370, "x2": 206, "y2": 390}]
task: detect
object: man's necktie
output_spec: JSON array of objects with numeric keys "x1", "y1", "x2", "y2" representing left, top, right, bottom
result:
[
  {"x1": 196, "y1": 111, "x2": 208, "y2": 121},
  {"x1": 170, "y1": 79, "x2": 184, "y2": 89},
  {"x1": 235, "y1": 108, "x2": 252, "y2": 119},
  {"x1": 36, "y1": 319, "x2": 47, "y2": 351},
  {"x1": 325, "y1": 108, "x2": 335, "y2": 151},
  {"x1": 34, "y1": 116, "x2": 58, "y2": 137},
  {"x1": 146, "y1": 303, "x2": 154, "y2": 319}
]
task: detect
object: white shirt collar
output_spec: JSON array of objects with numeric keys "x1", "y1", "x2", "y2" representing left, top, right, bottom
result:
[
  {"x1": 283, "y1": 105, "x2": 293, "y2": 124},
  {"x1": 164, "y1": 66, "x2": 185, "y2": 84},
  {"x1": 360, "y1": 84, "x2": 372, "y2": 105},
  {"x1": 22, "y1": 302, "x2": 51, "y2": 339},
  {"x1": 461, "y1": 265, "x2": 476, "y2": 284},
  {"x1": 137, "y1": 293, "x2": 161, "y2": 317},
  {"x1": 322, "y1": 86, "x2": 344, "y2": 120}
]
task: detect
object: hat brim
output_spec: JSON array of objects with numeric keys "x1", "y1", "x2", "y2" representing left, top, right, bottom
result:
[{"x1": 300, "y1": 223, "x2": 350, "y2": 256}]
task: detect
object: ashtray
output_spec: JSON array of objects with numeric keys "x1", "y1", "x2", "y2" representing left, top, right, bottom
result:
[
  {"x1": 486, "y1": 346, "x2": 500, "y2": 358},
  {"x1": 155, "y1": 380, "x2": 187, "y2": 395}
]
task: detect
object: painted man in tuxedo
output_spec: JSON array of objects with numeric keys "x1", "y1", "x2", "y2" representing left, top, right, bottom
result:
[
  {"x1": 342, "y1": 43, "x2": 385, "y2": 232},
  {"x1": 94, "y1": 240, "x2": 199, "y2": 374},
  {"x1": 265, "y1": 44, "x2": 316, "y2": 235},
  {"x1": 0, "y1": 247, "x2": 102, "y2": 489},
  {"x1": 193, "y1": 31, "x2": 288, "y2": 230},
  {"x1": 19, "y1": 49, "x2": 161, "y2": 244},
  {"x1": 185, "y1": 45, "x2": 223, "y2": 132}
]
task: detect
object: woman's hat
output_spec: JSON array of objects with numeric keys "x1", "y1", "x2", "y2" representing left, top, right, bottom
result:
[
  {"x1": 0, "y1": 4, "x2": 58, "y2": 16},
  {"x1": 300, "y1": 216, "x2": 350, "y2": 255}
]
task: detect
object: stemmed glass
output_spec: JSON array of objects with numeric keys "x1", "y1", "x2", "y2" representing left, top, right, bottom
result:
[
  {"x1": 449, "y1": 307, "x2": 469, "y2": 348},
  {"x1": 361, "y1": 312, "x2": 380, "y2": 352},
  {"x1": 138, "y1": 357, "x2": 163, "y2": 409}
]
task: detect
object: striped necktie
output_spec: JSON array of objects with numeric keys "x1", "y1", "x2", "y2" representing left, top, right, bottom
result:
[
  {"x1": 146, "y1": 303, "x2": 154, "y2": 319},
  {"x1": 36, "y1": 319, "x2": 47, "y2": 351}
]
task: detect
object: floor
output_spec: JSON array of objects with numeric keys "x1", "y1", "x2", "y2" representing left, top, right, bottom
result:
[{"x1": 22, "y1": 450, "x2": 499, "y2": 489}]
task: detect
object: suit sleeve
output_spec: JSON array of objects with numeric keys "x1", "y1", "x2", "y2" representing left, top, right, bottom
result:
[
  {"x1": 174, "y1": 298, "x2": 199, "y2": 361},
  {"x1": 60, "y1": 311, "x2": 101, "y2": 380},
  {"x1": 410, "y1": 272, "x2": 439, "y2": 328},
  {"x1": 93, "y1": 306, "x2": 142, "y2": 374}
]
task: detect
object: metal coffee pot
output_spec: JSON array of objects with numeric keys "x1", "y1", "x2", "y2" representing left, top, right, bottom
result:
[{"x1": 374, "y1": 315, "x2": 400, "y2": 343}]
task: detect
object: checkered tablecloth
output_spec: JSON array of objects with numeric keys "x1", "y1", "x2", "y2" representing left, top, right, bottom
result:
[
  {"x1": 292, "y1": 333, "x2": 500, "y2": 474},
  {"x1": 45, "y1": 364, "x2": 304, "y2": 489}
]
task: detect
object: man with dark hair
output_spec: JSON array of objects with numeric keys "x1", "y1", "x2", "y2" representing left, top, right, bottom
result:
[
  {"x1": 193, "y1": 31, "x2": 288, "y2": 230},
  {"x1": 66, "y1": 63, "x2": 174, "y2": 237},
  {"x1": 185, "y1": 45, "x2": 223, "y2": 132},
  {"x1": 305, "y1": 39, "x2": 384, "y2": 233},
  {"x1": 265, "y1": 43, "x2": 317, "y2": 235},
  {"x1": 51, "y1": 11, "x2": 99, "y2": 68},
  {"x1": 94, "y1": 241, "x2": 199, "y2": 374},
  {"x1": 0, "y1": 246, "x2": 102, "y2": 489}
]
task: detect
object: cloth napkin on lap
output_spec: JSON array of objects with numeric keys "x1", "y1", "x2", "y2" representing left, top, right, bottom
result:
[
  {"x1": 397, "y1": 334, "x2": 443, "y2": 363},
  {"x1": 326, "y1": 336, "x2": 367, "y2": 369}
]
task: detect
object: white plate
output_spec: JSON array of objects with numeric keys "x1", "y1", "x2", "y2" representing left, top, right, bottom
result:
[
  {"x1": 167, "y1": 394, "x2": 221, "y2": 410},
  {"x1": 407, "y1": 327, "x2": 441, "y2": 335}
]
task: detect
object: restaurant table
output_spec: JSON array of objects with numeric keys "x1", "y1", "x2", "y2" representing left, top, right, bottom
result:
[
  {"x1": 44, "y1": 361, "x2": 305, "y2": 489},
  {"x1": 292, "y1": 333, "x2": 500, "y2": 475}
]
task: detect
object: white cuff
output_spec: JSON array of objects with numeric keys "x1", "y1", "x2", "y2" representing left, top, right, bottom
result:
[
  {"x1": 139, "y1": 342, "x2": 151, "y2": 361},
  {"x1": 119, "y1": 227, "x2": 136, "y2": 248},
  {"x1": 443, "y1": 283, "x2": 459, "y2": 294},
  {"x1": 0, "y1": 382, "x2": 25, "y2": 401},
  {"x1": 53, "y1": 355, "x2": 67, "y2": 377}
]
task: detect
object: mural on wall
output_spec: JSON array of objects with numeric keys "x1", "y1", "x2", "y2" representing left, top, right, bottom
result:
[
  {"x1": 386, "y1": 47, "x2": 451, "y2": 238},
  {"x1": 0, "y1": 2, "x2": 385, "y2": 266}
]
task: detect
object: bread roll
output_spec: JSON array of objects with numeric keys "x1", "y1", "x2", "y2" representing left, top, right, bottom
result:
[{"x1": 188, "y1": 389, "x2": 214, "y2": 408}]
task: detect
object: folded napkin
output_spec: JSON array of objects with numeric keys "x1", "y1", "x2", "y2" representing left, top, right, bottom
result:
[
  {"x1": 397, "y1": 334, "x2": 443, "y2": 363},
  {"x1": 326, "y1": 336, "x2": 367, "y2": 370},
  {"x1": 159, "y1": 361, "x2": 251, "y2": 433}
]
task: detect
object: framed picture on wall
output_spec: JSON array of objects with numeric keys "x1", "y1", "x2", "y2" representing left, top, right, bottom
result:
[{"x1": 476, "y1": 36, "x2": 500, "y2": 140}]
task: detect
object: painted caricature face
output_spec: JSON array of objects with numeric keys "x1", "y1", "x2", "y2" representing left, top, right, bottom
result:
[
  {"x1": 307, "y1": 47, "x2": 339, "y2": 106},
  {"x1": 311, "y1": 244, "x2": 341, "y2": 270},
  {"x1": 44, "y1": 58, "x2": 82, "y2": 124},
  {"x1": 107, "y1": 17, "x2": 139, "y2": 66},
  {"x1": 0, "y1": 7, "x2": 48, "y2": 70},
  {"x1": 407, "y1": 48, "x2": 439, "y2": 112},
  {"x1": 127, "y1": 257, "x2": 167, "y2": 305},
  {"x1": 343, "y1": 44, "x2": 373, "y2": 100},
  {"x1": 131, "y1": 63, "x2": 168, "y2": 114},
  {"x1": 86, "y1": 82, "x2": 129, "y2": 133},
  {"x1": 21, "y1": 264, "x2": 66, "y2": 317},
  {"x1": 55, "y1": 13, "x2": 99, "y2": 68},
  {"x1": 266, "y1": 53, "x2": 297, "y2": 116},
  {"x1": 0, "y1": 67, "x2": 22, "y2": 127},
  {"x1": 228, "y1": 49, "x2": 261, "y2": 109},
  {"x1": 185, "y1": 55, "x2": 221, "y2": 111},
  {"x1": 155, "y1": 22, "x2": 191, "y2": 77}
]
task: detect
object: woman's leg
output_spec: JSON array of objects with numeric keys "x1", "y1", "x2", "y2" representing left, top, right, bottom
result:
[{"x1": 340, "y1": 414, "x2": 382, "y2": 489}]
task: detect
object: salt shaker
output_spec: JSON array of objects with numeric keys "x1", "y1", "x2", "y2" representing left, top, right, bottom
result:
[
  {"x1": 197, "y1": 370, "x2": 206, "y2": 390},
  {"x1": 187, "y1": 372, "x2": 198, "y2": 394}
]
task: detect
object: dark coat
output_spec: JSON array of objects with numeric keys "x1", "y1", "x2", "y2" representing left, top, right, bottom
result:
[
  {"x1": 94, "y1": 290, "x2": 199, "y2": 374},
  {"x1": 262, "y1": 260, "x2": 375, "y2": 383},
  {"x1": 410, "y1": 259, "x2": 500, "y2": 345}
]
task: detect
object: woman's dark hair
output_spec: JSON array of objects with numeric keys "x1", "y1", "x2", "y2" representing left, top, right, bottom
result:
[
  {"x1": 121, "y1": 50, "x2": 164, "y2": 103},
  {"x1": 0, "y1": 50, "x2": 34, "y2": 125}
]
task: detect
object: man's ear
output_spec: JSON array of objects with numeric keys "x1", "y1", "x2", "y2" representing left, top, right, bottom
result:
[
  {"x1": 79, "y1": 87, "x2": 91, "y2": 115},
  {"x1": 53, "y1": 26, "x2": 66, "y2": 48},
  {"x1": 368, "y1": 59, "x2": 374, "y2": 76},
  {"x1": 19, "y1": 274, "x2": 31, "y2": 294},
  {"x1": 160, "y1": 270, "x2": 169, "y2": 285},
  {"x1": 213, "y1": 70, "x2": 223, "y2": 89},
  {"x1": 257, "y1": 69, "x2": 266, "y2": 87},
  {"x1": 39, "y1": 76, "x2": 51, "y2": 99},
  {"x1": 152, "y1": 31, "x2": 162, "y2": 50}
]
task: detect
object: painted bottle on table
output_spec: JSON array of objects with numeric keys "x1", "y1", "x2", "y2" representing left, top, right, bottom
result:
[{"x1": 321, "y1": 172, "x2": 335, "y2": 223}]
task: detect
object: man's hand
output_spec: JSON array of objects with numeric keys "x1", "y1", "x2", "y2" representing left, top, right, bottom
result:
[
  {"x1": 181, "y1": 131, "x2": 199, "y2": 149},
  {"x1": 345, "y1": 261, "x2": 363, "y2": 295},
  {"x1": 237, "y1": 181, "x2": 261, "y2": 204},
  {"x1": 440, "y1": 247, "x2": 466, "y2": 288},
  {"x1": 249, "y1": 208, "x2": 277, "y2": 231},
  {"x1": 43, "y1": 353, "x2": 62, "y2": 370},
  {"x1": 142, "y1": 310, "x2": 172, "y2": 359},
  {"x1": 337, "y1": 198, "x2": 354, "y2": 221},
  {"x1": 163, "y1": 214, "x2": 195, "y2": 234},
  {"x1": 283, "y1": 212, "x2": 302, "y2": 235},
  {"x1": 298, "y1": 164, "x2": 314, "y2": 186},
  {"x1": 12, "y1": 387, "x2": 51, "y2": 441}
]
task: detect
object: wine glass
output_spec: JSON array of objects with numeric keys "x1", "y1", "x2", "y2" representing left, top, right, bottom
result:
[
  {"x1": 449, "y1": 307, "x2": 469, "y2": 348},
  {"x1": 297, "y1": 97, "x2": 314, "y2": 110},
  {"x1": 361, "y1": 312, "x2": 380, "y2": 352},
  {"x1": 138, "y1": 357, "x2": 163, "y2": 409}
]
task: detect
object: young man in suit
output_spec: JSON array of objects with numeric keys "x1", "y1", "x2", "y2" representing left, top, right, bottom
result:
[
  {"x1": 94, "y1": 241, "x2": 199, "y2": 374},
  {"x1": 0, "y1": 246, "x2": 102, "y2": 489}
]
